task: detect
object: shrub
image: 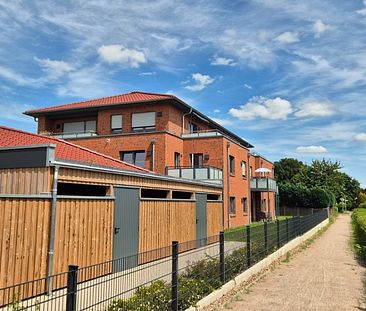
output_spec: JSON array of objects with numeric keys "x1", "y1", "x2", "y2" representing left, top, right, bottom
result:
[
  {"x1": 352, "y1": 209, "x2": 366, "y2": 264},
  {"x1": 107, "y1": 280, "x2": 170, "y2": 311}
]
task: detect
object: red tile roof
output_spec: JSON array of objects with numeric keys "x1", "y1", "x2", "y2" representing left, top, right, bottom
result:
[
  {"x1": 25, "y1": 91, "x2": 175, "y2": 115},
  {"x1": 0, "y1": 126, "x2": 150, "y2": 173}
]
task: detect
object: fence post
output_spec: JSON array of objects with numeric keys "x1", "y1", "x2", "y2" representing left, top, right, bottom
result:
[
  {"x1": 171, "y1": 241, "x2": 179, "y2": 311},
  {"x1": 276, "y1": 219, "x2": 280, "y2": 248},
  {"x1": 264, "y1": 222, "x2": 268, "y2": 255},
  {"x1": 219, "y1": 231, "x2": 225, "y2": 284},
  {"x1": 286, "y1": 218, "x2": 289, "y2": 243},
  {"x1": 246, "y1": 225, "x2": 251, "y2": 268},
  {"x1": 66, "y1": 265, "x2": 78, "y2": 311}
]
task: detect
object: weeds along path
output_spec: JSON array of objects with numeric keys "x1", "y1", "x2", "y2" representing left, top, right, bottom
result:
[{"x1": 219, "y1": 214, "x2": 366, "y2": 311}]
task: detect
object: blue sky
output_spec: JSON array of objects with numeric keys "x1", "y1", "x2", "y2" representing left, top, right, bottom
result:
[{"x1": 0, "y1": 0, "x2": 366, "y2": 187}]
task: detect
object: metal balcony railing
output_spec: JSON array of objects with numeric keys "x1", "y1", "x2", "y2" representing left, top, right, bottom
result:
[
  {"x1": 250, "y1": 177, "x2": 278, "y2": 193},
  {"x1": 50, "y1": 131, "x2": 98, "y2": 139},
  {"x1": 181, "y1": 130, "x2": 223, "y2": 139},
  {"x1": 166, "y1": 165, "x2": 223, "y2": 184}
]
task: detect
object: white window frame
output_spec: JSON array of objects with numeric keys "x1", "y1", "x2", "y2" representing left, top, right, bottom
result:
[{"x1": 241, "y1": 161, "x2": 247, "y2": 177}]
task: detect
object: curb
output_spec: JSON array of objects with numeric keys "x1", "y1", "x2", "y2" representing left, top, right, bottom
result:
[{"x1": 185, "y1": 218, "x2": 329, "y2": 311}]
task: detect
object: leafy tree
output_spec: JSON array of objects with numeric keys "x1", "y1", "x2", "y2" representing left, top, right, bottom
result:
[{"x1": 274, "y1": 158, "x2": 306, "y2": 184}]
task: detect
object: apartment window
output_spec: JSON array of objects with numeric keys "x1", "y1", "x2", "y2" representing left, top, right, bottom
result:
[
  {"x1": 229, "y1": 155, "x2": 235, "y2": 175},
  {"x1": 63, "y1": 120, "x2": 96, "y2": 133},
  {"x1": 174, "y1": 152, "x2": 181, "y2": 168},
  {"x1": 229, "y1": 197, "x2": 236, "y2": 214},
  {"x1": 111, "y1": 115, "x2": 123, "y2": 133},
  {"x1": 121, "y1": 151, "x2": 145, "y2": 168},
  {"x1": 190, "y1": 153, "x2": 203, "y2": 167},
  {"x1": 241, "y1": 161, "x2": 247, "y2": 177},
  {"x1": 242, "y1": 197, "x2": 248, "y2": 214},
  {"x1": 189, "y1": 122, "x2": 198, "y2": 133},
  {"x1": 132, "y1": 112, "x2": 156, "y2": 132},
  {"x1": 250, "y1": 166, "x2": 253, "y2": 178}
]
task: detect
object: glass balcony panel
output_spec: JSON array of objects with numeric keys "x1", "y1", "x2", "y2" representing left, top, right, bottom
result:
[
  {"x1": 181, "y1": 168, "x2": 194, "y2": 179},
  {"x1": 195, "y1": 168, "x2": 208, "y2": 179}
]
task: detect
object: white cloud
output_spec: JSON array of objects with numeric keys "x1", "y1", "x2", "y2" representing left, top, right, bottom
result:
[
  {"x1": 213, "y1": 109, "x2": 220, "y2": 113},
  {"x1": 244, "y1": 83, "x2": 252, "y2": 89},
  {"x1": 0, "y1": 102, "x2": 35, "y2": 124},
  {"x1": 97, "y1": 44, "x2": 146, "y2": 68},
  {"x1": 296, "y1": 145, "x2": 328, "y2": 154},
  {"x1": 274, "y1": 31, "x2": 299, "y2": 44},
  {"x1": 211, "y1": 56, "x2": 236, "y2": 66},
  {"x1": 35, "y1": 57, "x2": 74, "y2": 78},
  {"x1": 139, "y1": 71, "x2": 156, "y2": 76},
  {"x1": 229, "y1": 96, "x2": 293, "y2": 120},
  {"x1": 357, "y1": 1, "x2": 366, "y2": 16},
  {"x1": 294, "y1": 101, "x2": 335, "y2": 118},
  {"x1": 354, "y1": 133, "x2": 366, "y2": 141},
  {"x1": 185, "y1": 73, "x2": 214, "y2": 91},
  {"x1": 313, "y1": 20, "x2": 332, "y2": 36}
]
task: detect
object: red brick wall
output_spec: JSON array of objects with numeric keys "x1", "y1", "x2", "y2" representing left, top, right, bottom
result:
[
  {"x1": 70, "y1": 132, "x2": 168, "y2": 173},
  {"x1": 222, "y1": 137, "x2": 251, "y2": 228}
]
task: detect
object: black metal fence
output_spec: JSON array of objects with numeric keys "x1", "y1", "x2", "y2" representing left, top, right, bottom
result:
[{"x1": 0, "y1": 209, "x2": 328, "y2": 310}]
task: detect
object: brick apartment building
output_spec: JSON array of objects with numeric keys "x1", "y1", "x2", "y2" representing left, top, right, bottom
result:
[{"x1": 25, "y1": 91, "x2": 278, "y2": 228}]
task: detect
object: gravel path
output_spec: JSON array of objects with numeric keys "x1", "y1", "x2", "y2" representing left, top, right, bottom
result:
[{"x1": 218, "y1": 214, "x2": 366, "y2": 311}]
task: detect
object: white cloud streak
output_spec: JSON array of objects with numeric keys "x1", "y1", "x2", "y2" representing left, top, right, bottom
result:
[
  {"x1": 295, "y1": 101, "x2": 335, "y2": 118},
  {"x1": 211, "y1": 56, "x2": 236, "y2": 66},
  {"x1": 274, "y1": 31, "x2": 299, "y2": 44},
  {"x1": 296, "y1": 145, "x2": 328, "y2": 154},
  {"x1": 354, "y1": 133, "x2": 366, "y2": 141},
  {"x1": 229, "y1": 96, "x2": 293, "y2": 120}
]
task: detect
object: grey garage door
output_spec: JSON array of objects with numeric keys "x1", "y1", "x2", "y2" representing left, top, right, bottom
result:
[{"x1": 112, "y1": 187, "x2": 140, "y2": 272}]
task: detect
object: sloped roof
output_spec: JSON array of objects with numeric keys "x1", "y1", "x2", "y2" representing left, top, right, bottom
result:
[
  {"x1": 25, "y1": 91, "x2": 174, "y2": 115},
  {"x1": 0, "y1": 126, "x2": 150, "y2": 173}
]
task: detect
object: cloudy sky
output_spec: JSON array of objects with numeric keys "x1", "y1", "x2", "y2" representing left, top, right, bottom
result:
[{"x1": 0, "y1": 0, "x2": 366, "y2": 186}]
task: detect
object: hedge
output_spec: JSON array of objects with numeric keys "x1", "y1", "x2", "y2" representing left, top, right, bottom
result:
[{"x1": 352, "y1": 208, "x2": 366, "y2": 264}]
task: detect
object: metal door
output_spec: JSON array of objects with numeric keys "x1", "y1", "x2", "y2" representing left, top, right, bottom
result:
[
  {"x1": 113, "y1": 187, "x2": 140, "y2": 272},
  {"x1": 196, "y1": 193, "x2": 207, "y2": 247}
]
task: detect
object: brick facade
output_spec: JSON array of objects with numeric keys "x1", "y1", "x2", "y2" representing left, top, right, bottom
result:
[{"x1": 32, "y1": 95, "x2": 276, "y2": 228}]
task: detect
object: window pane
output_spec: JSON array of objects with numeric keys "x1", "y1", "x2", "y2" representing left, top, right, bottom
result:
[
  {"x1": 134, "y1": 151, "x2": 145, "y2": 168},
  {"x1": 122, "y1": 152, "x2": 133, "y2": 164},
  {"x1": 85, "y1": 120, "x2": 96, "y2": 132},
  {"x1": 132, "y1": 112, "x2": 156, "y2": 128},
  {"x1": 229, "y1": 156, "x2": 235, "y2": 174},
  {"x1": 111, "y1": 115, "x2": 122, "y2": 130},
  {"x1": 241, "y1": 161, "x2": 246, "y2": 176},
  {"x1": 63, "y1": 121, "x2": 84, "y2": 133}
]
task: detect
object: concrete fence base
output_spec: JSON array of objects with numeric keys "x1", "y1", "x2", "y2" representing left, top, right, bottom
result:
[{"x1": 185, "y1": 218, "x2": 329, "y2": 311}]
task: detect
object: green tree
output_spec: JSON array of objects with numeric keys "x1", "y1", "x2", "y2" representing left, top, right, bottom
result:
[{"x1": 274, "y1": 158, "x2": 306, "y2": 184}]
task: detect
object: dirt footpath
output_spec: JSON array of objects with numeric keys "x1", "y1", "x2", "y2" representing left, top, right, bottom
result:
[{"x1": 219, "y1": 214, "x2": 366, "y2": 311}]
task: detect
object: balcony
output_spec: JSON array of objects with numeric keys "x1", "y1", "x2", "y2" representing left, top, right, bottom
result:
[
  {"x1": 181, "y1": 130, "x2": 223, "y2": 139},
  {"x1": 166, "y1": 166, "x2": 223, "y2": 184},
  {"x1": 250, "y1": 177, "x2": 278, "y2": 193},
  {"x1": 51, "y1": 131, "x2": 98, "y2": 139}
]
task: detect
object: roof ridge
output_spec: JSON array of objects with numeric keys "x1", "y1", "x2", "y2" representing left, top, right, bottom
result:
[
  {"x1": 25, "y1": 91, "x2": 174, "y2": 114},
  {"x1": 0, "y1": 125, "x2": 151, "y2": 173}
]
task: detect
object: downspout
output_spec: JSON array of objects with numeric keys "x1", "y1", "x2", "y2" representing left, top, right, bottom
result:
[
  {"x1": 47, "y1": 165, "x2": 59, "y2": 295},
  {"x1": 151, "y1": 138, "x2": 157, "y2": 172},
  {"x1": 226, "y1": 142, "x2": 231, "y2": 228},
  {"x1": 182, "y1": 108, "x2": 193, "y2": 135}
]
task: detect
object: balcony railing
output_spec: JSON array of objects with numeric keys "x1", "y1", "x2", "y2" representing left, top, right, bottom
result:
[
  {"x1": 181, "y1": 130, "x2": 223, "y2": 139},
  {"x1": 250, "y1": 177, "x2": 278, "y2": 193},
  {"x1": 50, "y1": 131, "x2": 98, "y2": 139},
  {"x1": 166, "y1": 166, "x2": 223, "y2": 184}
]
